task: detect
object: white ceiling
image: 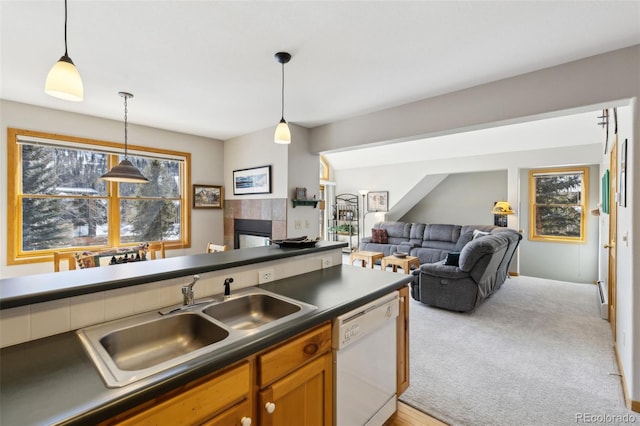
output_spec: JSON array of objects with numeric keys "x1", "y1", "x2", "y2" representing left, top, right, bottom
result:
[{"x1": 1, "y1": 1, "x2": 639, "y2": 170}]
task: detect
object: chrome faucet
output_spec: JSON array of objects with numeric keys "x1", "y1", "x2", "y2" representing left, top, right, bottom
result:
[{"x1": 181, "y1": 275, "x2": 200, "y2": 306}]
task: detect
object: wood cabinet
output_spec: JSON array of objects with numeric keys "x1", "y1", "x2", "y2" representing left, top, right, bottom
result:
[
  {"x1": 397, "y1": 285, "x2": 410, "y2": 395},
  {"x1": 100, "y1": 360, "x2": 253, "y2": 426},
  {"x1": 99, "y1": 309, "x2": 405, "y2": 426},
  {"x1": 258, "y1": 323, "x2": 333, "y2": 426}
]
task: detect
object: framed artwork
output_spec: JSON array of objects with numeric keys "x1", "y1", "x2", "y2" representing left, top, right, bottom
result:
[
  {"x1": 295, "y1": 187, "x2": 307, "y2": 200},
  {"x1": 367, "y1": 191, "x2": 389, "y2": 212},
  {"x1": 602, "y1": 170, "x2": 609, "y2": 214},
  {"x1": 233, "y1": 165, "x2": 272, "y2": 195},
  {"x1": 193, "y1": 184, "x2": 223, "y2": 209},
  {"x1": 619, "y1": 138, "x2": 627, "y2": 207}
]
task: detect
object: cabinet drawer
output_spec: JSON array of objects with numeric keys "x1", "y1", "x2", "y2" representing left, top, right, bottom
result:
[
  {"x1": 103, "y1": 361, "x2": 251, "y2": 425},
  {"x1": 258, "y1": 322, "x2": 331, "y2": 387}
]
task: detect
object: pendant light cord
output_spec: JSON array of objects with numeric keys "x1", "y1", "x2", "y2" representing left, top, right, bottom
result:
[
  {"x1": 63, "y1": 0, "x2": 69, "y2": 56},
  {"x1": 123, "y1": 95, "x2": 129, "y2": 159},
  {"x1": 281, "y1": 62, "x2": 285, "y2": 120}
]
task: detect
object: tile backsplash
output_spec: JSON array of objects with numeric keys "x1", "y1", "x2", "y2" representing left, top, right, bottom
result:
[{"x1": 0, "y1": 250, "x2": 342, "y2": 348}]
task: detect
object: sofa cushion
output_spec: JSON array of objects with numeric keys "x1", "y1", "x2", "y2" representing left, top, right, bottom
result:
[
  {"x1": 371, "y1": 228, "x2": 388, "y2": 244},
  {"x1": 422, "y1": 224, "x2": 462, "y2": 243},
  {"x1": 454, "y1": 231, "x2": 474, "y2": 251},
  {"x1": 473, "y1": 229, "x2": 490, "y2": 240},
  {"x1": 459, "y1": 234, "x2": 508, "y2": 273},
  {"x1": 411, "y1": 247, "x2": 450, "y2": 265}
]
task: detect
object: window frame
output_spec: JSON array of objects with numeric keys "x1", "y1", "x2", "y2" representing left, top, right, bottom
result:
[
  {"x1": 528, "y1": 166, "x2": 588, "y2": 243},
  {"x1": 7, "y1": 128, "x2": 192, "y2": 265}
]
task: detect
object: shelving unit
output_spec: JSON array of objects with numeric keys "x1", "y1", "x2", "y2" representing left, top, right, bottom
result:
[
  {"x1": 328, "y1": 193, "x2": 359, "y2": 252},
  {"x1": 291, "y1": 199, "x2": 319, "y2": 208}
]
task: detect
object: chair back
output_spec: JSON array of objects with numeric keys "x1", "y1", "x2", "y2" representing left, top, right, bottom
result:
[
  {"x1": 206, "y1": 243, "x2": 228, "y2": 253},
  {"x1": 53, "y1": 252, "x2": 77, "y2": 272}
]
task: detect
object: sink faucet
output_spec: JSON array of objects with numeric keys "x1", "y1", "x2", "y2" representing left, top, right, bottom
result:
[
  {"x1": 223, "y1": 278, "x2": 234, "y2": 297},
  {"x1": 181, "y1": 275, "x2": 200, "y2": 306}
]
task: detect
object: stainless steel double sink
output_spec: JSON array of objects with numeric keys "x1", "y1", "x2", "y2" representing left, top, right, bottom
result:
[{"x1": 77, "y1": 286, "x2": 317, "y2": 388}]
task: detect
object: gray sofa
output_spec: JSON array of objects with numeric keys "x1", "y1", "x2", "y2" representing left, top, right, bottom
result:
[{"x1": 359, "y1": 221, "x2": 522, "y2": 312}]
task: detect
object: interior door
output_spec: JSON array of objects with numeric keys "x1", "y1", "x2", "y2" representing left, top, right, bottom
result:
[{"x1": 608, "y1": 137, "x2": 618, "y2": 338}]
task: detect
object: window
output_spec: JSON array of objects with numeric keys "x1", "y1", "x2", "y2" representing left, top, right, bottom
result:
[
  {"x1": 7, "y1": 128, "x2": 191, "y2": 265},
  {"x1": 529, "y1": 167, "x2": 588, "y2": 243}
]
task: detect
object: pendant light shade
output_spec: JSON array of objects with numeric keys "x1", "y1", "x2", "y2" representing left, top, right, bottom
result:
[
  {"x1": 101, "y1": 92, "x2": 149, "y2": 184},
  {"x1": 274, "y1": 52, "x2": 292, "y2": 144},
  {"x1": 45, "y1": 0, "x2": 83, "y2": 102},
  {"x1": 274, "y1": 118, "x2": 291, "y2": 144}
]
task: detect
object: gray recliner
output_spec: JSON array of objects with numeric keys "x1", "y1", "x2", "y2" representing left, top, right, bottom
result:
[{"x1": 411, "y1": 229, "x2": 522, "y2": 312}]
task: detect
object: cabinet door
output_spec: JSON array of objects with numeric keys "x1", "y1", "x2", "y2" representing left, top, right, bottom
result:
[
  {"x1": 259, "y1": 352, "x2": 332, "y2": 426},
  {"x1": 397, "y1": 286, "x2": 410, "y2": 395}
]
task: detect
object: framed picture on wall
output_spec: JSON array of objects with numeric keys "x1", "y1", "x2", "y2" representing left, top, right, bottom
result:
[
  {"x1": 193, "y1": 184, "x2": 223, "y2": 209},
  {"x1": 233, "y1": 165, "x2": 272, "y2": 195},
  {"x1": 366, "y1": 191, "x2": 389, "y2": 212},
  {"x1": 619, "y1": 138, "x2": 627, "y2": 207}
]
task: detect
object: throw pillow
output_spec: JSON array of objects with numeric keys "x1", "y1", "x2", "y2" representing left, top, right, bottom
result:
[
  {"x1": 371, "y1": 228, "x2": 389, "y2": 244},
  {"x1": 444, "y1": 252, "x2": 460, "y2": 266},
  {"x1": 473, "y1": 229, "x2": 490, "y2": 240},
  {"x1": 454, "y1": 231, "x2": 474, "y2": 251}
]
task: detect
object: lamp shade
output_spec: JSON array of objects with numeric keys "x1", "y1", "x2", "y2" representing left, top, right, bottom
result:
[
  {"x1": 491, "y1": 201, "x2": 515, "y2": 215},
  {"x1": 45, "y1": 55, "x2": 83, "y2": 102},
  {"x1": 101, "y1": 159, "x2": 149, "y2": 183},
  {"x1": 274, "y1": 118, "x2": 291, "y2": 144}
]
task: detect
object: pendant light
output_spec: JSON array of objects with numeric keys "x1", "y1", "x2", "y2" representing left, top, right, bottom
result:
[
  {"x1": 274, "y1": 52, "x2": 292, "y2": 144},
  {"x1": 101, "y1": 92, "x2": 149, "y2": 184},
  {"x1": 45, "y1": 0, "x2": 84, "y2": 102}
]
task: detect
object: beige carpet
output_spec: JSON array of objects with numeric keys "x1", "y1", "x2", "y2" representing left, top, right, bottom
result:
[{"x1": 400, "y1": 275, "x2": 638, "y2": 426}]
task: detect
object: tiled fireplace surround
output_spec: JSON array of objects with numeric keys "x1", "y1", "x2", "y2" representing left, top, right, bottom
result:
[{"x1": 223, "y1": 198, "x2": 287, "y2": 248}]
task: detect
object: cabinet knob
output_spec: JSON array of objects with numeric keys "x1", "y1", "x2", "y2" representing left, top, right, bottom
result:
[
  {"x1": 241, "y1": 417, "x2": 252, "y2": 426},
  {"x1": 303, "y1": 343, "x2": 319, "y2": 355},
  {"x1": 265, "y1": 402, "x2": 276, "y2": 414}
]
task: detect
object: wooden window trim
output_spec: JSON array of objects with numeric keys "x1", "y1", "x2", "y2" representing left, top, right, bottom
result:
[
  {"x1": 528, "y1": 166, "x2": 588, "y2": 243},
  {"x1": 7, "y1": 128, "x2": 192, "y2": 265}
]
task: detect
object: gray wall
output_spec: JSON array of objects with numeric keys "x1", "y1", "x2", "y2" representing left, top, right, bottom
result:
[{"x1": 401, "y1": 171, "x2": 507, "y2": 226}]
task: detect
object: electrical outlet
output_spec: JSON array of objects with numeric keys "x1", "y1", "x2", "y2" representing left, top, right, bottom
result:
[
  {"x1": 321, "y1": 256, "x2": 333, "y2": 269},
  {"x1": 258, "y1": 268, "x2": 274, "y2": 284}
]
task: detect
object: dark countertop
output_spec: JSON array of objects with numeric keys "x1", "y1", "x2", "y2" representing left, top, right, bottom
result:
[
  {"x1": 0, "y1": 265, "x2": 413, "y2": 426},
  {"x1": 0, "y1": 241, "x2": 344, "y2": 309}
]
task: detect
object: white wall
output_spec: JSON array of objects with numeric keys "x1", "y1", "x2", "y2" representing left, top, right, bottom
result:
[
  {"x1": 0, "y1": 100, "x2": 224, "y2": 278},
  {"x1": 224, "y1": 126, "x2": 288, "y2": 199},
  {"x1": 286, "y1": 125, "x2": 321, "y2": 239},
  {"x1": 223, "y1": 124, "x2": 320, "y2": 239}
]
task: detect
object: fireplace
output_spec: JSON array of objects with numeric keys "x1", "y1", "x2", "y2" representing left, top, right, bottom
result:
[{"x1": 234, "y1": 219, "x2": 272, "y2": 249}]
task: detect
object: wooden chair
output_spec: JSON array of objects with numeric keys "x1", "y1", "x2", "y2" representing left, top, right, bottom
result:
[
  {"x1": 148, "y1": 242, "x2": 166, "y2": 260},
  {"x1": 206, "y1": 243, "x2": 228, "y2": 253},
  {"x1": 53, "y1": 252, "x2": 77, "y2": 272}
]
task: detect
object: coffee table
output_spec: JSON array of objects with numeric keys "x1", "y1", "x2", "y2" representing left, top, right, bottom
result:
[
  {"x1": 381, "y1": 255, "x2": 420, "y2": 274},
  {"x1": 349, "y1": 251, "x2": 384, "y2": 269}
]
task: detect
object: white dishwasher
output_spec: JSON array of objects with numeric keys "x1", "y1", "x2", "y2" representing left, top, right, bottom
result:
[{"x1": 333, "y1": 291, "x2": 399, "y2": 426}]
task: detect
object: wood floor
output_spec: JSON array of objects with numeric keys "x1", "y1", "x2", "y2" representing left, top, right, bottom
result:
[{"x1": 385, "y1": 401, "x2": 448, "y2": 426}]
